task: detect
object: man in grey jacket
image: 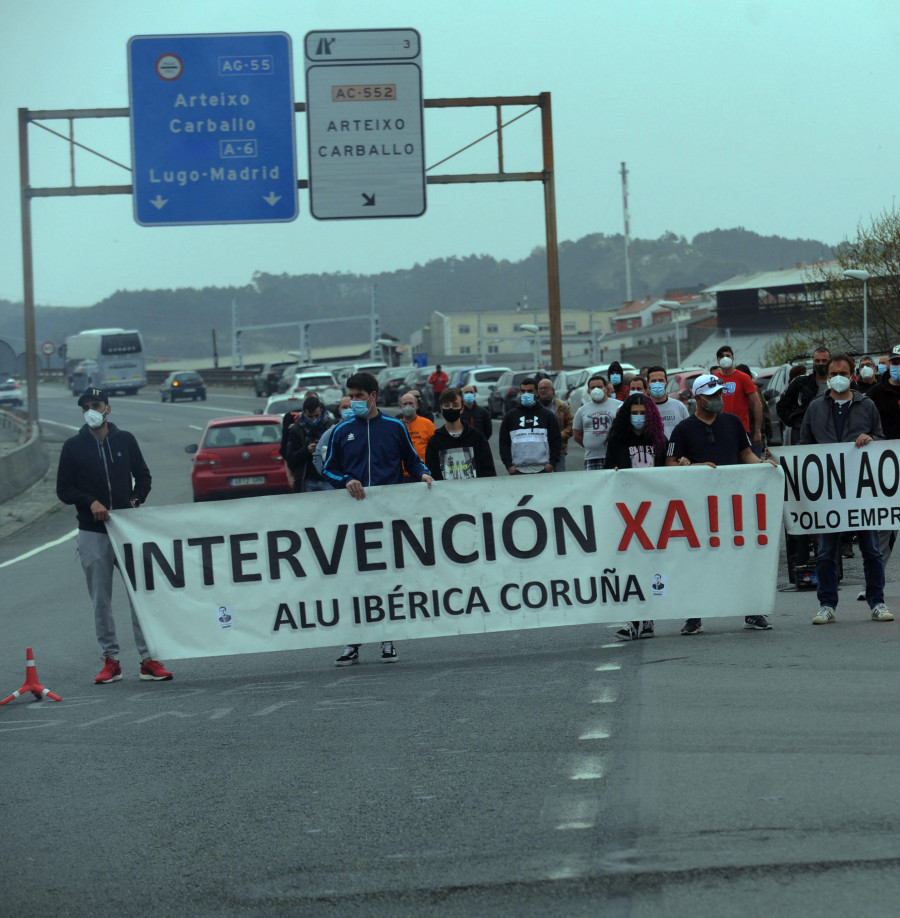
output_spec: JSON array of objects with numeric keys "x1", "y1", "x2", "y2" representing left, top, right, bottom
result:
[{"x1": 798, "y1": 354, "x2": 893, "y2": 625}]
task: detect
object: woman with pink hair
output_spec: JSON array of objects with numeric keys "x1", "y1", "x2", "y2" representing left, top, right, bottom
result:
[{"x1": 603, "y1": 393, "x2": 667, "y2": 470}]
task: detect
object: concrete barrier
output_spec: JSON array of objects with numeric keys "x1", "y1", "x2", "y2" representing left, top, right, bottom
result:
[{"x1": 0, "y1": 411, "x2": 49, "y2": 504}]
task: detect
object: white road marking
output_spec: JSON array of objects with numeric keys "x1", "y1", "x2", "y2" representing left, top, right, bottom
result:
[
  {"x1": 579, "y1": 728, "x2": 611, "y2": 740},
  {"x1": 0, "y1": 529, "x2": 77, "y2": 569},
  {"x1": 594, "y1": 663, "x2": 621, "y2": 672},
  {"x1": 590, "y1": 687, "x2": 618, "y2": 704}
]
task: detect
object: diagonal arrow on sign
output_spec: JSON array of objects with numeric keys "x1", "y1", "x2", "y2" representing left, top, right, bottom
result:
[{"x1": 362, "y1": 193, "x2": 376, "y2": 206}]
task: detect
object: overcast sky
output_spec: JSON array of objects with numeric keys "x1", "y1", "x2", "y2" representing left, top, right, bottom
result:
[{"x1": 3, "y1": 0, "x2": 898, "y2": 307}]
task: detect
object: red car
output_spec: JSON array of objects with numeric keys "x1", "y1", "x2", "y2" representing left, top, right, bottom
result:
[{"x1": 187, "y1": 415, "x2": 291, "y2": 501}]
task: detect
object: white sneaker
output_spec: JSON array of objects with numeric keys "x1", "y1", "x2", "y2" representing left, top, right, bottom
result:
[
  {"x1": 871, "y1": 604, "x2": 894, "y2": 622},
  {"x1": 812, "y1": 605, "x2": 836, "y2": 625}
]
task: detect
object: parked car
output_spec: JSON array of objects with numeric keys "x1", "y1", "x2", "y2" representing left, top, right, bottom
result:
[
  {"x1": 0, "y1": 378, "x2": 23, "y2": 409},
  {"x1": 762, "y1": 361, "x2": 812, "y2": 445},
  {"x1": 567, "y1": 363, "x2": 638, "y2": 414},
  {"x1": 159, "y1": 371, "x2": 206, "y2": 403},
  {"x1": 376, "y1": 366, "x2": 412, "y2": 406},
  {"x1": 186, "y1": 415, "x2": 290, "y2": 501},
  {"x1": 553, "y1": 369, "x2": 582, "y2": 402},
  {"x1": 284, "y1": 370, "x2": 344, "y2": 415},
  {"x1": 399, "y1": 365, "x2": 438, "y2": 410},
  {"x1": 275, "y1": 363, "x2": 319, "y2": 394},
  {"x1": 458, "y1": 366, "x2": 511, "y2": 408},
  {"x1": 254, "y1": 360, "x2": 295, "y2": 397},
  {"x1": 334, "y1": 361, "x2": 388, "y2": 392},
  {"x1": 262, "y1": 394, "x2": 304, "y2": 418}
]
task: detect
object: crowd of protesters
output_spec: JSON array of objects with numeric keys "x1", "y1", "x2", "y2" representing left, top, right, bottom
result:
[{"x1": 59, "y1": 347, "x2": 896, "y2": 682}]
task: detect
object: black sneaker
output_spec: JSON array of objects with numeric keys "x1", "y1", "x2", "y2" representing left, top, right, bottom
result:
[
  {"x1": 744, "y1": 615, "x2": 773, "y2": 630},
  {"x1": 681, "y1": 618, "x2": 703, "y2": 635},
  {"x1": 639, "y1": 621, "x2": 655, "y2": 639},
  {"x1": 335, "y1": 645, "x2": 359, "y2": 666},
  {"x1": 380, "y1": 642, "x2": 398, "y2": 663},
  {"x1": 615, "y1": 622, "x2": 639, "y2": 641}
]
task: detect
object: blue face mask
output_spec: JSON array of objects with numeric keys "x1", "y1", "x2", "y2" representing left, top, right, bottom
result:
[
  {"x1": 350, "y1": 399, "x2": 369, "y2": 418},
  {"x1": 463, "y1": 392, "x2": 476, "y2": 405},
  {"x1": 878, "y1": 364, "x2": 887, "y2": 375},
  {"x1": 520, "y1": 392, "x2": 536, "y2": 407},
  {"x1": 648, "y1": 382, "x2": 666, "y2": 398},
  {"x1": 891, "y1": 366, "x2": 900, "y2": 382},
  {"x1": 610, "y1": 374, "x2": 622, "y2": 386},
  {"x1": 341, "y1": 408, "x2": 355, "y2": 421},
  {"x1": 631, "y1": 414, "x2": 646, "y2": 430}
]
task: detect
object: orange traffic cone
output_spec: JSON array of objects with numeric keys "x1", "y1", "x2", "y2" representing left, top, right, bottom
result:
[{"x1": 0, "y1": 646, "x2": 62, "y2": 704}]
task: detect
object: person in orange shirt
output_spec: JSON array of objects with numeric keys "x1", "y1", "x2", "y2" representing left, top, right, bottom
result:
[
  {"x1": 713, "y1": 345, "x2": 763, "y2": 454},
  {"x1": 398, "y1": 391, "x2": 435, "y2": 477}
]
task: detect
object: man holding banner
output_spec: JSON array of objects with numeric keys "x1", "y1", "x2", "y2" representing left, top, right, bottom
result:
[
  {"x1": 665, "y1": 373, "x2": 776, "y2": 635},
  {"x1": 322, "y1": 372, "x2": 434, "y2": 664},
  {"x1": 799, "y1": 354, "x2": 893, "y2": 625}
]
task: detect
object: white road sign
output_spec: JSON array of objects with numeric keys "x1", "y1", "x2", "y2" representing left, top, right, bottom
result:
[{"x1": 304, "y1": 28, "x2": 425, "y2": 220}]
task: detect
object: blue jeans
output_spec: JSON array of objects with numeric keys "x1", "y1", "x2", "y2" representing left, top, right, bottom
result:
[
  {"x1": 554, "y1": 454, "x2": 567, "y2": 473},
  {"x1": 816, "y1": 529, "x2": 884, "y2": 609}
]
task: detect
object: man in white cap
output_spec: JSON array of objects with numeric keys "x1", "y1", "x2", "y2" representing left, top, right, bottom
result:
[{"x1": 665, "y1": 374, "x2": 777, "y2": 635}]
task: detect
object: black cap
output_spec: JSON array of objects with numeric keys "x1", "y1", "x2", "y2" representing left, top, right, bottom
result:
[{"x1": 77, "y1": 386, "x2": 110, "y2": 407}]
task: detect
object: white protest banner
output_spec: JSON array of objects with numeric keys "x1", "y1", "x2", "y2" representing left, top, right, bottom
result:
[
  {"x1": 770, "y1": 441, "x2": 900, "y2": 535},
  {"x1": 106, "y1": 465, "x2": 783, "y2": 660}
]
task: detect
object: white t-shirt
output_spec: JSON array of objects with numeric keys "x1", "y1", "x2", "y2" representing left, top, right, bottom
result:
[
  {"x1": 653, "y1": 396, "x2": 689, "y2": 439},
  {"x1": 573, "y1": 398, "x2": 622, "y2": 460}
]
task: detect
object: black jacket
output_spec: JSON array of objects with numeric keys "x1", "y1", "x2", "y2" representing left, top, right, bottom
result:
[
  {"x1": 460, "y1": 403, "x2": 492, "y2": 440},
  {"x1": 864, "y1": 377, "x2": 900, "y2": 439},
  {"x1": 776, "y1": 373, "x2": 824, "y2": 431},
  {"x1": 56, "y1": 423, "x2": 151, "y2": 533}
]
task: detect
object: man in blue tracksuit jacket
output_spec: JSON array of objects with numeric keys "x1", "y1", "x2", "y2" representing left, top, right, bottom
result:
[{"x1": 322, "y1": 372, "x2": 434, "y2": 666}]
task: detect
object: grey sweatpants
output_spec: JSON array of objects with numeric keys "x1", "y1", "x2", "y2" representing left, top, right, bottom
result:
[{"x1": 77, "y1": 529, "x2": 149, "y2": 660}]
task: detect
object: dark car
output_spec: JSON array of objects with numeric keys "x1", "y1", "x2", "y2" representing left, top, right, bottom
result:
[
  {"x1": 488, "y1": 370, "x2": 542, "y2": 418},
  {"x1": 376, "y1": 366, "x2": 411, "y2": 406},
  {"x1": 398, "y1": 365, "x2": 438, "y2": 410},
  {"x1": 0, "y1": 378, "x2": 24, "y2": 409},
  {"x1": 254, "y1": 361, "x2": 295, "y2": 397},
  {"x1": 186, "y1": 415, "x2": 290, "y2": 501},
  {"x1": 160, "y1": 371, "x2": 206, "y2": 403}
]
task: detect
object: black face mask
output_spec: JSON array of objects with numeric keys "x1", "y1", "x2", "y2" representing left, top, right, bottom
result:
[{"x1": 441, "y1": 408, "x2": 461, "y2": 423}]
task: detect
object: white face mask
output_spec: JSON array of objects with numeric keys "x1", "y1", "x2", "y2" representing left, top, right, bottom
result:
[
  {"x1": 828, "y1": 375, "x2": 851, "y2": 394},
  {"x1": 718, "y1": 356, "x2": 734, "y2": 370},
  {"x1": 83, "y1": 408, "x2": 106, "y2": 428},
  {"x1": 589, "y1": 388, "x2": 607, "y2": 403},
  {"x1": 860, "y1": 366, "x2": 875, "y2": 380}
]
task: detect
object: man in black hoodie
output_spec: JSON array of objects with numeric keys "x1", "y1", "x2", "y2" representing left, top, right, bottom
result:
[
  {"x1": 57, "y1": 387, "x2": 173, "y2": 685},
  {"x1": 498, "y1": 377, "x2": 562, "y2": 474}
]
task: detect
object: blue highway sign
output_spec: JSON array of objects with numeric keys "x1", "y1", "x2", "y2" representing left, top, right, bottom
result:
[{"x1": 128, "y1": 33, "x2": 298, "y2": 226}]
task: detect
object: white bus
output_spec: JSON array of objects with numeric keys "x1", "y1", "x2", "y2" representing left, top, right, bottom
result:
[{"x1": 64, "y1": 328, "x2": 146, "y2": 395}]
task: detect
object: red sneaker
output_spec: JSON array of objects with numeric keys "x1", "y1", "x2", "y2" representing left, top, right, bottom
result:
[
  {"x1": 94, "y1": 657, "x2": 123, "y2": 684},
  {"x1": 140, "y1": 658, "x2": 173, "y2": 681}
]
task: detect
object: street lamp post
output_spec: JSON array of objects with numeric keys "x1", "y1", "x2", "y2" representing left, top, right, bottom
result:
[
  {"x1": 519, "y1": 323, "x2": 541, "y2": 366},
  {"x1": 843, "y1": 269, "x2": 872, "y2": 353},
  {"x1": 657, "y1": 300, "x2": 685, "y2": 367}
]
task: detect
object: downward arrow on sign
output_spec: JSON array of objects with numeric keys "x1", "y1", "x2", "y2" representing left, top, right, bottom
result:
[
  {"x1": 263, "y1": 192, "x2": 282, "y2": 206},
  {"x1": 150, "y1": 195, "x2": 168, "y2": 210},
  {"x1": 362, "y1": 193, "x2": 376, "y2": 206}
]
